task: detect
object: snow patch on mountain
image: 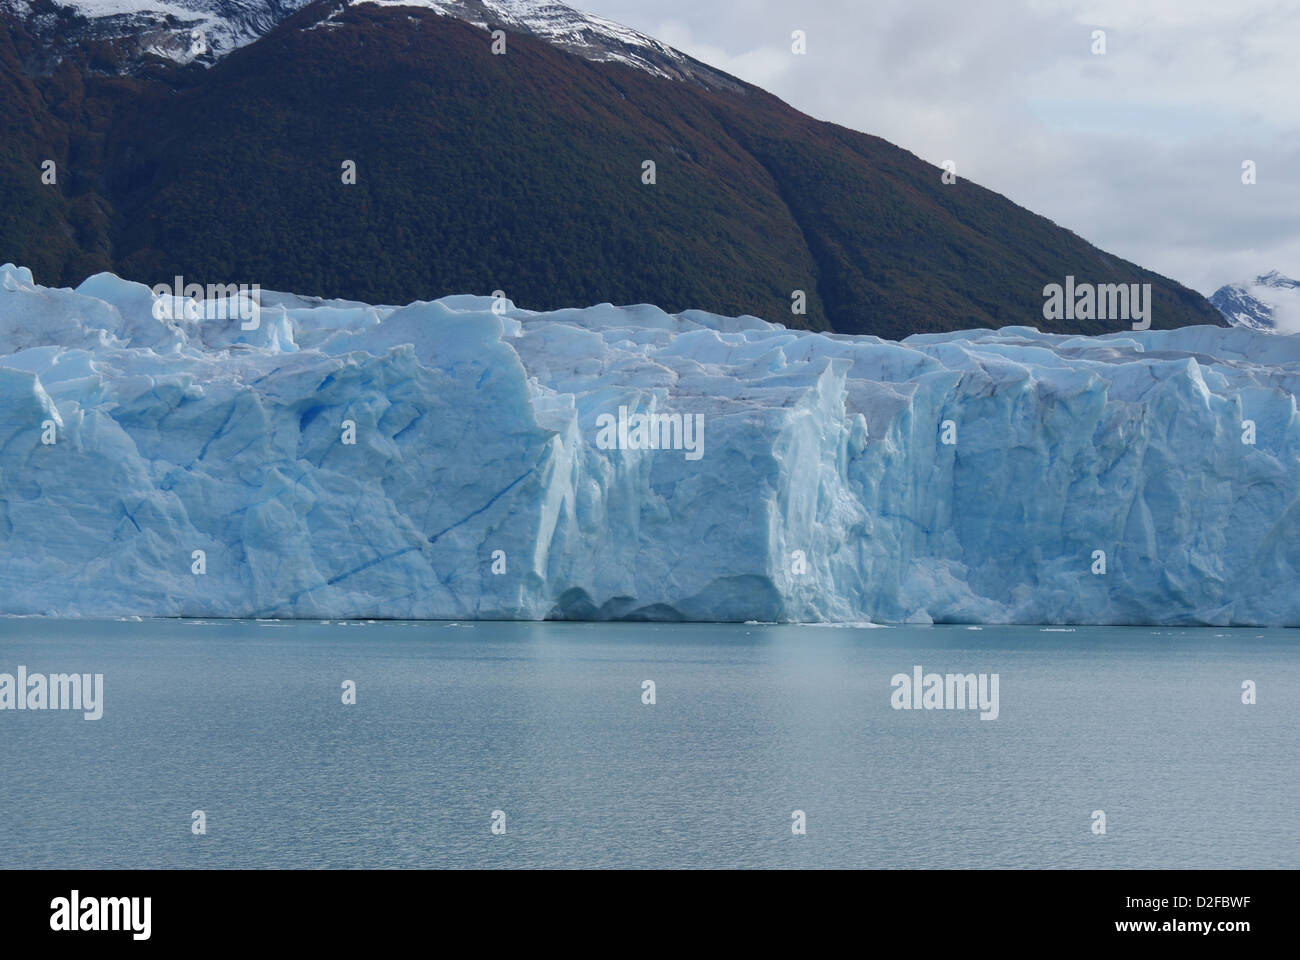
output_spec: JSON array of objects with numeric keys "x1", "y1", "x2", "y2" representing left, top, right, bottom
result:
[
  {"x1": 8, "y1": 0, "x2": 316, "y2": 64},
  {"x1": 346, "y1": 0, "x2": 740, "y2": 87},
  {"x1": 2, "y1": 263, "x2": 1298, "y2": 625},
  {"x1": 13, "y1": 0, "x2": 740, "y2": 85}
]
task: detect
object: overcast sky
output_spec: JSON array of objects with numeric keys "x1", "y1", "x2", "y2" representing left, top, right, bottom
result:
[{"x1": 581, "y1": 0, "x2": 1299, "y2": 296}]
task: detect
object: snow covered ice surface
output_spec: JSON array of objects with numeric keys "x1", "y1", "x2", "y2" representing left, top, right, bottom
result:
[{"x1": 1, "y1": 262, "x2": 1299, "y2": 625}]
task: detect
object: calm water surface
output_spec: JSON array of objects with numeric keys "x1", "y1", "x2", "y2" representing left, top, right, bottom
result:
[{"x1": 0, "y1": 619, "x2": 1295, "y2": 868}]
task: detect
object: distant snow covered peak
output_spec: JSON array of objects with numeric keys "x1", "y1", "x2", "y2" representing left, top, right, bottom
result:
[{"x1": 1211, "y1": 271, "x2": 1300, "y2": 334}]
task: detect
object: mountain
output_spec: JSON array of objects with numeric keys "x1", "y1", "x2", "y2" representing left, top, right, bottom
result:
[
  {"x1": 1210, "y1": 271, "x2": 1300, "y2": 334},
  {"x1": 0, "y1": 0, "x2": 1226, "y2": 337},
  {"x1": 2, "y1": 261, "x2": 1295, "y2": 623}
]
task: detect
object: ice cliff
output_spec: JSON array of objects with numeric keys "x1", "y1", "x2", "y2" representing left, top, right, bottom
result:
[{"x1": 1, "y1": 263, "x2": 1298, "y2": 625}]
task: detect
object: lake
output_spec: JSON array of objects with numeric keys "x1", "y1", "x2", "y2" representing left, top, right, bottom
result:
[{"x1": 0, "y1": 618, "x2": 1295, "y2": 869}]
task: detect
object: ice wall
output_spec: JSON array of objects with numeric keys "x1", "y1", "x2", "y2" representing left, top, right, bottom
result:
[{"x1": 2, "y1": 263, "x2": 1297, "y2": 624}]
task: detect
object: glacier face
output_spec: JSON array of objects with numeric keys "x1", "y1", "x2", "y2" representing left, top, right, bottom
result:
[{"x1": 1, "y1": 262, "x2": 1299, "y2": 625}]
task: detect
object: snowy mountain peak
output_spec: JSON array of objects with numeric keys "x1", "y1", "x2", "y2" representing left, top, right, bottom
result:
[
  {"x1": 343, "y1": 0, "x2": 740, "y2": 88},
  {"x1": 1210, "y1": 271, "x2": 1300, "y2": 334},
  {"x1": 6, "y1": 0, "x2": 739, "y2": 87},
  {"x1": 1254, "y1": 269, "x2": 1299, "y2": 289}
]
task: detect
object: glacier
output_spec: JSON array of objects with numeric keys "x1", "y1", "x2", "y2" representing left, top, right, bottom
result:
[{"x1": 1, "y1": 262, "x2": 1298, "y2": 625}]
